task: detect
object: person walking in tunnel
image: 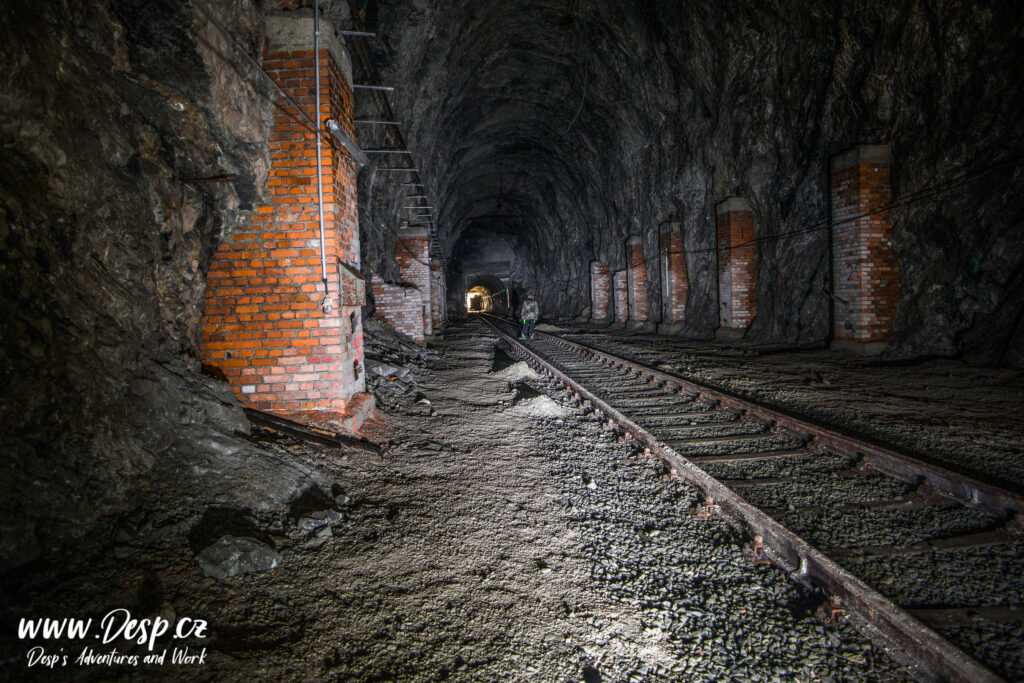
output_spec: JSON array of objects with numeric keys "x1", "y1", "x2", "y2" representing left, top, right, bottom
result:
[{"x1": 519, "y1": 292, "x2": 539, "y2": 339}]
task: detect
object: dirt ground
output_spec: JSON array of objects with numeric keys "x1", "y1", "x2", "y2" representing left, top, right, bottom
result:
[{"x1": 10, "y1": 318, "x2": 1020, "y2": 681}]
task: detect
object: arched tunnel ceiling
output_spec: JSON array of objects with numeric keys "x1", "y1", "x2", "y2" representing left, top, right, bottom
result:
[
  {"x1": 332, "y1": 0, "x2": 1024, "y2": 351},
  {"x1": 336, "y1": 0, "x2": 843, "y2": 273},
  {"x1": 339, "y1": 0, "x2": 680, "y2": 264}
]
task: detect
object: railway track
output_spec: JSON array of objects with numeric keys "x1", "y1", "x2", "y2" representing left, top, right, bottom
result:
[{"x1": 480, "y1": 314, "x2": 1024, "y2": 683}]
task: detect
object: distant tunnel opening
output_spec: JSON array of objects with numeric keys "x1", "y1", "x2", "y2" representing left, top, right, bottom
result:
[{"x1": 466, "y1": 285, "x2": 493, "y2": 313}]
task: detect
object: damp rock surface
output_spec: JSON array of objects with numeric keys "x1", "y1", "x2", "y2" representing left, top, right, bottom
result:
[
  {"x1": 0, "y1": 0, "x2": 270, "y2": 566},
  {"x1": 346, "y1": 0, "x2": 1024, "y2": 365}
]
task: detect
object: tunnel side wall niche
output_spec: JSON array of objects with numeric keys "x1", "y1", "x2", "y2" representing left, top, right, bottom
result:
[{"x1": 200, "y1": 10, "x2": 366, "y2": 413}]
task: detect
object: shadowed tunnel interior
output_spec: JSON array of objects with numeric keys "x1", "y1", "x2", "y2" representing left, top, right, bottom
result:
[
  {"x1": 2, "y1": 0, "x2": 1024, "y2": 679},
  {"x1": 352, "y1": 0, "x2": 1024, "y2": 355}
]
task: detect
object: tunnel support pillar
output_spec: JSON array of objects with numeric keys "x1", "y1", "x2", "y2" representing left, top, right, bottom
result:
[
  {"x1": 830, "y1": 145, "x2": 897, "y2": 355},
  {"x1": 626, "y1": 236, "x2": 651, "y2": 330},
  {"x1": 612, "y1": 270, "x2": 629, "y2": 326},
  {"x1": 430, "y1": 258, "x2": 445, "y2": 332},
  {"x1": 658, "y1": 221, "x2": 688, "y2": 335},
  {"x1": 371, "y1": 274, "x2": 425, "y2": 341},
  {"x1": 395, "y1": 224, "x2": 432, "y2": 337},
  {"x1": 715, "y1": 197, "x2": 757, "y2": 341},
  {"x1": 200, "y1": 7, "x2": 366, "y2": 421},
  {"x1": 589, "y1": 261, "x2": 612, "y2": 326}
]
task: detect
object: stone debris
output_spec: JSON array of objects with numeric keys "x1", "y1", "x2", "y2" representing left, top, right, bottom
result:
[
  {"x1": 492, "y1": 360, "x2": 542, "y2": 382},
  {"x1": 362, "y1": 317, "x2": 437, "y2": 409},
  {"x1": 511, "y1": 394, "x2": 568, "y2": 419},
  {"x1": 296, "y1": 509, "x2": 343, "y2": 533},
  {"x1": 196, "y1": 535, "x2": 281, "y2": 580},
  {"x1": 364, "y1": 359, "x2": 411, "y2": 380}
]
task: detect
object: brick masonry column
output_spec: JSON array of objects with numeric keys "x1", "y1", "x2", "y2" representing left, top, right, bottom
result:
[
  {"x1": 394, "y1": 225, "x2": 432, "y2": 337},
  {"x1": 625, "y1": 236, "x2": 649, "y2": 328},
  {"x1": 716, "y1": 197, "x2": 757, "y2": 341},
  {"x1": 371, "y1": 274, "x2": 425, "y2": 342},
  {"x1": 430, "y1": 258, "x2": 444, "y2": 332},
  {"x1": 612, "y1": 270, "x2": 629, "y2": 325},
  {"x1": 830, "y1": 145, "x2": 897, "y2": 354},
  {"x1": 658, "y1": 221, "x2": 688, "y2": 333},
  {"x1": 200, "y1": 8, "x2": 367, "y2": 421},
  {"x1": 590, "y1": 261, "x2": 611, "y2": 324}
]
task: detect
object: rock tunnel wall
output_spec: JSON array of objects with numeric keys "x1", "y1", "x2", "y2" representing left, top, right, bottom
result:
[
  {"x1": 349, "y1": 0, "x2": 1024, "y2": 363},
  {"x1": 0, "y1": 0, "x2": 272, "y2": 565}
]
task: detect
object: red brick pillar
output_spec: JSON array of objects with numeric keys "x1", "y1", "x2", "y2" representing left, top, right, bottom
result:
[
  {"x1": 625, "y1": 236, "x2": 649, "y2": 327},
  {"x1": 716, "y1": 197, "x2": 757, "y2": 341},
  {"x1": 658, "y1": 221, "x2": 688, "y2": 333},
  {"x1": 200, "y1": 8, "x2": 367, "y2": 422},
  {"x1": 830, "y1": 145, "x2": 897, "y2": 354},
  {"x1": 371, "y1": 274, "x2": 425, "y2": 341},
  {"x1": 430, "y1": 258, "x2": 444, "y2": 332},
  {"x1": 394, "y1": 225, "x2": 432, "y2": 337},
  {"x1": 612, "y1": 270, "x2": 629, "y2": 325},
  {"x1": 590, "y1": 261, "x2": 610, "y2": 323}
]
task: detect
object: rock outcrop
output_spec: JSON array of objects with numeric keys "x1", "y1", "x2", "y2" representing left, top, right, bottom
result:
[{"x1": 0, "y1": 0, "x2": 270, "y2": 565}]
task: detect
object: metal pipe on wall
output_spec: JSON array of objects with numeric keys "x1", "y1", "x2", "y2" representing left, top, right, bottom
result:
[{"x1": 313, "y1": 1, "x2": 331, "y2": 312}]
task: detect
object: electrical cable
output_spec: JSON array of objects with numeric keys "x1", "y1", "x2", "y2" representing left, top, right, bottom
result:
[
  {"x1": 193, "y1": 2, "x2": 354, "y2": 168},
  {"x1": 661, "y1": 152, "x2": 1024, "y2": 256},
  {"x1": 196, "y1": 1, "x2": 438, "y2": 278}
]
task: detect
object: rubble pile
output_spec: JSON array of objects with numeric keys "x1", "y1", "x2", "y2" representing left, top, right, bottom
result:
[{"x1": 362, "y1": 318, "x2": 437, "y2": 409}]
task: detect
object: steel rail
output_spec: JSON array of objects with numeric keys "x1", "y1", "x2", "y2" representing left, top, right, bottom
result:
[
  {"x1": 524, "y1": 324, "x2": 1024, "y2": 519},
  {"x1": 479, "y1": 314, "x2": 1005, "y2": 683}
]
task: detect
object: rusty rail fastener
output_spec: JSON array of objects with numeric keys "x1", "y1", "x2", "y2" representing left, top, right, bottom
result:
[
  {"x1": 815, "y1": 596, "x2": 847, "y2": 626},
  {"x1": 694, "y1": 496, "x2": 719, "y2": 519},
  {"x1": 747, "y1": 535, "x2": 771, "y2": 566}
]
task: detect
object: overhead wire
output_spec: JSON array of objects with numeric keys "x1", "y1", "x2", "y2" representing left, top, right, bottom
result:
[
  {"x1": 671, "y1": 152, "x2": 1024, "y2": 256},
  {"x1": 193, "y1": 2, "x2": 354, "y2": 171},
  {"x1": 196, "y1": 1, "x2": 436, "y2": 276}
]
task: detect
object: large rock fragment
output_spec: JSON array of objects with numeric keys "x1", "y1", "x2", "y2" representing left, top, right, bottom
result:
[
  {"x1": 296, "y1": 509, "x2": 343, "y2": 533},
  {"x1": 196, "y1": 535, "x2": 281, "y2": 580}
]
